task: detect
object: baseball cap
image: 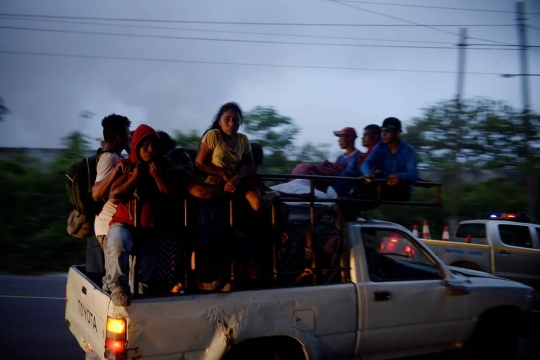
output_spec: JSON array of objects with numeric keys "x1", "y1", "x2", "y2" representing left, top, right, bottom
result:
[
  {"x1": 333, "y1": 127, "x2": 357, "y2": 138},
  {"x1": 381, "y1": 117, "x2": 402, "y2": 131}
]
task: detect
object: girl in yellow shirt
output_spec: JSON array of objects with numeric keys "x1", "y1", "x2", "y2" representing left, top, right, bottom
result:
[{"x1": 188, "y1": 102, "x2": 262, "y2": 211}]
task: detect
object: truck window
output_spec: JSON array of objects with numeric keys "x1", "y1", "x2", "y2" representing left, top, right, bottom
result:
[
  {"x1": 455, "y1": 223, "x2": 487, "y2": 245},
  {"x1": 498, "y1": 224, "x2": 533, "y2": 248},
  {"x1": 361, "y1": 228, "x2": 440, "y2": 282}
]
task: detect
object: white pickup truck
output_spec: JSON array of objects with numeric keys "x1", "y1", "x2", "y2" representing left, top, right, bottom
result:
[
  {"x1": 65, "y1": 199, "x2": 539, "y2": 360},
  {"x1": 421, "y1": 218, "x2": 540, "y2": 290}
]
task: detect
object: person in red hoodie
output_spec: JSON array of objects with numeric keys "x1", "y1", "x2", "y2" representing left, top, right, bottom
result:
[{"x1": 104, "y1": 124, "x2": 173, "y2": 306}]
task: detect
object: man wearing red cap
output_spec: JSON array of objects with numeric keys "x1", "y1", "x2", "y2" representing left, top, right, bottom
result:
[{"x1": 332, "y1": 127, "x2": 362, "y2": 195}]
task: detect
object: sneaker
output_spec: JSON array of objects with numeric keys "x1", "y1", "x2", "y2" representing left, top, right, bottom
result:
[
  {"x1": 138, "y1": 282, "x2": 149, "y2": 295},
  {"x1": 198, "y1": 280, "x2": 219, "y2": 292},
  {"x1": 218, "y1": 282, "x2": 233, "y2": 293},
  {"x1": 171, "y1": 282, "x2": 184, "y2": 295},
  {"x1": 111, "y1": 288, "x2": 131, "y2": 307}
]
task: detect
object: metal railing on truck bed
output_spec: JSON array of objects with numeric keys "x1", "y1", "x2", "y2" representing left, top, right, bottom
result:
[
  {"x1": 258, "y1": 173, "x2": 442, "y2": 206},
  {"x1": 113, "y1": 173, "x2": 442, "y2": 297}
]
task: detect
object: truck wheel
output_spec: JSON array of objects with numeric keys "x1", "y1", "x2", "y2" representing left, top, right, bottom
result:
[
  {"x1": 464, "y1": 309, "x2": 520, "y2": 360},
  {"x1": 259, "y1": 345, "x2": 306, "y2": 360},
  {"x1": 222, "y1": 338, "x2": 307, "y2": 360}
]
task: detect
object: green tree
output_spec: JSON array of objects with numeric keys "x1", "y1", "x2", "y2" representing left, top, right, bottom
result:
[
  {"x1": 173, "y1": 129, "x2": 202, "y2": 149},
  {"x1": 243, "y1": 106, "x2": 300, "y2": 174},
  {"x1": 0, "y1": 150, "x2": 86, "y2": 273},
  {"x1": 401, "y1": 97, "x2": 540, "y2": 224},
  {"x1": 295, "y1": 142, "x2": 331, "y2": 164},
  {"x1": 79, "y1": 110, "x2": 96, "y2": 119},
  {"x1": 402, "y1": 98, "x2": 539, "y2": 170},
  {"x1": 51, "y1": 131, "x2": 91, "y2": 174},
  {"x1": 0, "y1": 96, "x2": 9, "y2": 121},
  {"x1": 0, "y1": 128, "x2": 96, "y2": 273},
  {"x1": 243, "y1": 106, "x2": 300, "y2": 153}
]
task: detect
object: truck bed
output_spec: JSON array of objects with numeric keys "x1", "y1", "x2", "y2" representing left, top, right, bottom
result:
[{"x1": 65, "y1": 265, "x2": 358, "y2": 360}]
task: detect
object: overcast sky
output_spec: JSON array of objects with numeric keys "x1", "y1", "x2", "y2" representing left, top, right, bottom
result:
[{"x1": 0, "y1": 0, "x2": 539, "y2": 156}]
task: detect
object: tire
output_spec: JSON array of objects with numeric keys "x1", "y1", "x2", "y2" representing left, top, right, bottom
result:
[
  {"x1": 259, "y1": 345, "x2": 305, "y2": 360},
  {"x1": 464, "y1": 309, "x2": 520, "y2": 360},
  {"x1": 222, "y1": 338, "x2": 307, "y2": 360}
]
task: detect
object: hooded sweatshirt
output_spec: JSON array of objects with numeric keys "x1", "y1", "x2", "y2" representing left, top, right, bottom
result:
[{"x1": 110, "y1": 124, "x2": 169, "y2": 228}]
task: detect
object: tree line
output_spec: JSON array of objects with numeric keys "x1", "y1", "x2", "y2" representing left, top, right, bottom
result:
[{"x1": 0, "y1": 98, "x2": 538, "y2": 273}]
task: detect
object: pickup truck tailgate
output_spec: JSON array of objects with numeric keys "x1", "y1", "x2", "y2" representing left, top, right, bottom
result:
[{"x1": 65, "y1": 266, "x2": 110, "y2": 357}]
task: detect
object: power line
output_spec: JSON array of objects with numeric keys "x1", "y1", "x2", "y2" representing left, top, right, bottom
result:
[
  {"x1": 338, "y1": 1, "x2": 540, "y2": 16},
  {"x1": 0, "y1": 13, "x2": 514, "y2": 27},
  {"x1": 0, "y1": 50, "x2": 506, "y2": 75},
  {"x1": 1, "y1": 25, "x2": 523, "y2": 50},
  {"x1": 4, "y1": 16, "x2": 537, "y2": 48},
  {"x1": 328, "y1": 0, "x2": 460, "y2": 37},
  {"x1": 0, "y1": 16, "x2": 461, "y2": 46},
  {"x1": 469, "y1": 43, "x2": 540, "y2": 48},
  {"x1": 327, "y1": 0, "x2": 518, "y2": 47}
]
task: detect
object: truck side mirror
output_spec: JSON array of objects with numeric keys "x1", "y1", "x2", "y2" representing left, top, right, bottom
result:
[{"x1": 445, "y1": 278, "x2": 470, "y2": 296}]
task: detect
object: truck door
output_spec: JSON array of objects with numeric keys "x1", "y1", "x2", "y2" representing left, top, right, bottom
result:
[
  {"x1": 493, "y1": 223, "x2": 540, "y2": 289},
  {"x1": 354, "y1": 226, "x2": 466, "y2": 356}
]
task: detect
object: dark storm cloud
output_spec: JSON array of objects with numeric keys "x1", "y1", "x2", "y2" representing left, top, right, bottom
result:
[{"x1": 0, "y1": 0, "x2": 539, "y2": 151}]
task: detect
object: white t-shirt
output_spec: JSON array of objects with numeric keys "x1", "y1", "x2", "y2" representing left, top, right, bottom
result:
[{"x1": 94, "y1": 152, "x2": 121, "y2": 236}]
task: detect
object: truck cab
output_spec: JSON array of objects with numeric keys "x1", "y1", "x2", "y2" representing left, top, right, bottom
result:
[{"x1": 423, "y1": 217, "x2": 540, "y2": 290}]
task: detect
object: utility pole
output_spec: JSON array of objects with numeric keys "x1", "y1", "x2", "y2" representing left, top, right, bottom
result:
[
  {"x1": 516, "y1": 1, "x2": 537, "y2": 223},
  {"x1": 517, "y1": 2, "x2": 530, "y2": 117},
  {"x1": 456, "y1": 28, "x2": 467, "y2": 104},
  {"x1": 449, "y1": 27, "x2": 467, "y2": 230}
]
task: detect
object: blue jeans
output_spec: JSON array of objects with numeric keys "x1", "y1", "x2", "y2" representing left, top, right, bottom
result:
[{"x1": 103, "y1": 223, "x2": 133, "y2": 292}]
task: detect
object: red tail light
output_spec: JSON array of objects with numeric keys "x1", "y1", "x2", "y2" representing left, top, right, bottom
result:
[
  {"x1": 105, "y1": 317, "x2": 126, "y2": 359},
  {"x1": 106, "y1": 338, "x2": 125, "y2": 353}
]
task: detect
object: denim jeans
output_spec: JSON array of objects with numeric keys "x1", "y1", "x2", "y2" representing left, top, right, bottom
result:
[{"x1": 103, "y1": 223, "x2": 133, "y2": 292}]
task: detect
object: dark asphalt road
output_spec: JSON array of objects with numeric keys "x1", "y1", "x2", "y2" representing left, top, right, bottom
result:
[
  {"x1": 0, "y1": 274, "x2": 83, "y2": 360},
  {"x1": 0, "y1": 274, "x2": 538, "y2": 360}
]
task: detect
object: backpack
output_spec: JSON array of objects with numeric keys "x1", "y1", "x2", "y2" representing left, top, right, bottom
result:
[{"x1": 66, "y1": 149, "x2": 114, "y2": 238}]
